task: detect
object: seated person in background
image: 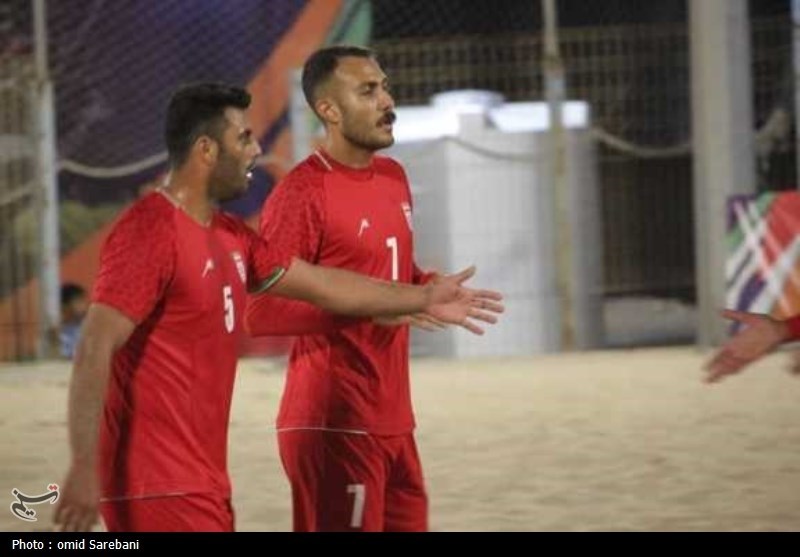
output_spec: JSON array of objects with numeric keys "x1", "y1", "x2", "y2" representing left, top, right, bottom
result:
[{"x1": 60, "y1": 283, "x2": 88, "y2": 359}]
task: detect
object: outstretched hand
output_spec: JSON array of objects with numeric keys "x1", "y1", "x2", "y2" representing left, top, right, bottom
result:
[
  {"x1": 424, "y1": 266, "x2": 504, "y2": 335},
  {"x1": 703, "y1": 309, "x2": 789, "y2": 384}
]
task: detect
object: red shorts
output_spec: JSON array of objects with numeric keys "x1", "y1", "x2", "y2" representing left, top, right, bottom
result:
[
  {"x1": 99, "y1": 493, "x2": 235, "y2": 532},
  {"x1": 278, "y1": 429, "x2": 428, "y2": 532}
]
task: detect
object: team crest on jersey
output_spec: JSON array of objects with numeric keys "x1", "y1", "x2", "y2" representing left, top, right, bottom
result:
[
  {"x1": 231, "y1": 251, "x2": 246, "y2": 283},
  {"x1": 401, "y1": 202, "x2": 413, "y2": 230}
]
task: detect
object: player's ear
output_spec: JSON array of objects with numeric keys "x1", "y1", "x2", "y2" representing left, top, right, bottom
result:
[
  {"x1": 316, "y1": 98, "x2": 340, "y2": 126},
  {"x1": 196, "y1": 135, "x2": 218, "y2": 165}
]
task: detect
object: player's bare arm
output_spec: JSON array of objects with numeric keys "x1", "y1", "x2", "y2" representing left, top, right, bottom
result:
[
  {"x1": 247, "y1": 269, "x2": 504, "y2": 336},
  {"x1": 265, "y1": 258, "x2": 503, "y2": 329},
  {"x1": 53, "y1": 304, "x2": 135, "y2": 532}
]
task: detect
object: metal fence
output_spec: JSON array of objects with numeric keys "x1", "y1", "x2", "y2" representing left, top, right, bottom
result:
[
  {"x1": 0, "y1": 0, "x2": 41, "y2": 361},
  {"x1": 0, "y1": 4, "x2": 793, "y2": 360},
  {"x1": 373, "y1": 14, "x2": 794, "y2": 301}
]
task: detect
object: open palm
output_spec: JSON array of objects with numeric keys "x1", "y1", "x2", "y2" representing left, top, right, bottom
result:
[{"x1": 425, "y1": 266, "x2": 504, "y2": 335}]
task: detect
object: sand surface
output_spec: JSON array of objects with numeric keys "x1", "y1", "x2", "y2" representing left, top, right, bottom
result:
[{"x1": 2, "y1": 347, "x2": 799, "y2": 532}]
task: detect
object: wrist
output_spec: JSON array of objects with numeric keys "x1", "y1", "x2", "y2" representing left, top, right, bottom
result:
[
  {"x1": 421, "y1": 282, "x2": 437, "y2": 310},
  {"x1": 417, "y1": 271, "x2": 439, "y2": 286}
]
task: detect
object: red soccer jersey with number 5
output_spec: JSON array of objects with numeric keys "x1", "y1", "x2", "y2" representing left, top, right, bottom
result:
[{"x1": 92, "y1": 191, "x2": 289, "y2": 500}]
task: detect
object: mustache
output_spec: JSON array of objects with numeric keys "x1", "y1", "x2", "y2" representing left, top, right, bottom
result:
[{"x1": 378, "y1": 111, "x2": 396, "y2": 126}]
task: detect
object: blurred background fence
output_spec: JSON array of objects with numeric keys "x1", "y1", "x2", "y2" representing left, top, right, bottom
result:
[{"x1": 0, "y1": 0, "x2": 795, "y2": 360}]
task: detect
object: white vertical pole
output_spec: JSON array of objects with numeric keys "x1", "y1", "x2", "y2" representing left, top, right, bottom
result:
[
  {"x1": 542, "y1": 0, "x2": 574, "y2": 350},
  {"x1": 33, "y1": 0, "x2": 60, "y2": 358},
  {"x1": 690, "y1": 0, "x2": 756, "y2": 346}
]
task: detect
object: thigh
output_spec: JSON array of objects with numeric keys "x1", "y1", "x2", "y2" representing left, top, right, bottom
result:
[
  {"x1": 384, "y1": 434, "x2": 428, "y2": 532},
  {"x1": 278, "y1": 430, "x2": 386, "y2": 532},
  {"x1": 100, "y1": 493, "x2": 234, "y2": 532}
]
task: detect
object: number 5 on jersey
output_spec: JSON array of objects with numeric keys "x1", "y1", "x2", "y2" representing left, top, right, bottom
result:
[{"x1": 223, "y1": 285, "x2": 234, "y2": 333}]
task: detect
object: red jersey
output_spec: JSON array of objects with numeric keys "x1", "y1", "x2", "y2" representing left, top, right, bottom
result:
[
  {"x1": 92, "y1": 191, "x2": 288, "y2": 500},
  {"x1": 256, "y1": 150, "x2": 424, "y2": 435}
]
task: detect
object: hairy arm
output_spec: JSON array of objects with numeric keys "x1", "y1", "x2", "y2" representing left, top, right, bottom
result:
[
  {"x1": 67, "y1": 304, "x2": 134, "y2": 468},
  {"x1": 54, "y1": 303, "x2": 135, "y2": 532},
  {"x1": 245, "y1": 261, "x2": 439, "y2": 336},
  {"x1": 269, "y1": 257, "x2": 433, "y2": 316}
]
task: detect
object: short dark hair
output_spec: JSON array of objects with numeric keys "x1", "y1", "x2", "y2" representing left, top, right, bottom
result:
[
  {"x1": 60, "y1": 283, "x2": 86, "y2": 307},
  {"x1": 301, "y1": 45, "x2": 376, "y2": 116},
  {"x1": 165, "y1": 82, "x2": 251, "y2": 167}
]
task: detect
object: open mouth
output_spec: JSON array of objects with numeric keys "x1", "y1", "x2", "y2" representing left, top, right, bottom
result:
[
  {"x1": 378, "y1": 112, "x2": 396, "y2": 130},
  {"x1": 246, "y1": 162, "x2": 256, "y2": 180}
]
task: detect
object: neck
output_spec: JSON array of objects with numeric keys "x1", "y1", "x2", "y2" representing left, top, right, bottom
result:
[
  {"x1": 322, "y1": 136, "x2": 375, "y2": 169},
  {"x1": 160, "y1": 168, "x2": 214, "y2": 226}
]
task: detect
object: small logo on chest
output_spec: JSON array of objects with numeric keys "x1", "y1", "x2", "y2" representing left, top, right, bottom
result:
[
  {"x1": 201, "y1": 258, "x2": 215, "y2": 278},
  {"x1": 358, "y1": 218, "x2": 371, "y2": 238},
  {"x1": 231, "y1": 251, "x2": 247, "y2": 283},
  {"x1": 401, "y1": 202, "x2": 413, "y2": 231}
]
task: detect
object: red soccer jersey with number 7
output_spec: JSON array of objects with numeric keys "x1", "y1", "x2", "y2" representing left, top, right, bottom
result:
[{"x1": 259, "y1": 150, "x2": 420, "y2": 435}]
